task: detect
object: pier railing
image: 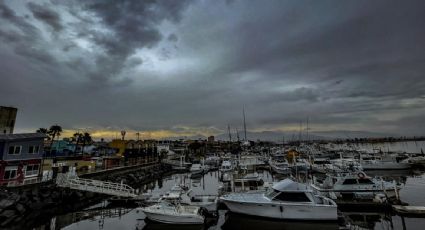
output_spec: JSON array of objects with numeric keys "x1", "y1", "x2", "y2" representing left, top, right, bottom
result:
[{"x1": 56, "y1": 173, "x2": 137, "y2": 198}]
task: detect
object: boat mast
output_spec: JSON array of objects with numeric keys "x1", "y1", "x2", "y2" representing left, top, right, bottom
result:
[
  {"x1": 228, "y1": 124, "x2": 232, "y2": 142},
  {"x1": 243, "y1": 106, "x2": 247, "y2": 141}
]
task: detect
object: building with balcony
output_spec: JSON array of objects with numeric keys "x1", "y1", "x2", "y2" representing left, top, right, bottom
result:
[{"x1": 0, "y1": 133, "x2": 46, "y2": 185}]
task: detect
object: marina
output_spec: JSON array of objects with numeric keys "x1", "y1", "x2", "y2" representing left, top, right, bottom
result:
[{"x1": 10, "y1": 141, "x2": 425, "y2": 230}]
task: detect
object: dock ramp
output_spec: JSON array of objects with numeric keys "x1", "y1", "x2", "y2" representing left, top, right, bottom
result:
[{"x1": 56, "y1": 173, "x2": 137, "y2": 198}]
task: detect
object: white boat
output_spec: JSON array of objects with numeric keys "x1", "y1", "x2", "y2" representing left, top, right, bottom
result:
[
  {"x1": 310, "y1": 158, "x2": 332, "y2": 173},
  {"x1": 290, "y1": 158, "x2": 309, "y2": 172},
  {"x1": 172, "y1": 155, "x2": 191, "y2": 171},
  {"x1": 401, "y1": 155, "x2": 425, "y2": 165},
  {"x1": 311, "y1": 171, "x2": 400, "y2": 199},
  {"x1": 360, "y1": 155, "x2": 410, "y2": 170},
  {"x1": 219, "y1": 160, "x2": 234, "y2": 172},
  {"x1": 161, "y1": 185, "x2": 218, "y2": 212},
  {"x1": 269, "y1": 159, "x2": 291, "y2": 174},
  {"x1": 220, "y1": 179, "x2": 338, "y2": 220},
  {"x1": 234, "y1": 172, "x2": 265, "y2": 191},
  {"x1": 190, "y1": 164, "x2": 205, "y2": 175},
  {"x1": 141, "y1": 201, "x2": 205, "y2": 224}
]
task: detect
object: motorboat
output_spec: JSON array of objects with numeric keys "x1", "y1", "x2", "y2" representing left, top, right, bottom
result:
[
  {"x1": 234, "y1": 172, "x2": 265, "y2": 191},
  {"x1": 141, "y1": 201, "x2": 204, "y2": 224},
  {"x1": 219, "y1": 160, "x2": 234, "y2": 172},
  {"x1": 161, "y1": 185, "x2": 218, "y2": 212},
  {"x1": 220, "y1": 179, "x2": 338, "y2": 220},
  {"x1": 310, "y1": 158, "x2": 332, "y2": 174},
  {"x1": 172, "y1": 155, "x2": 191, "y2": 172},
  {"x1": 360, "y1": 155, "x2": 410, "y2": 170},
  {"x1": 401, "y1": 155, "x2": 425, "y2": 166},
  {"x1": 190, "y1": 164, "x2": 206, "y2": 175},
  {"x1": 311, "y1": 171, "x2": 400, "y2": 199},
  {"x1": 269, "y1": 159, "x2": 291, "y2": 174},
  {"x1": 290, "y1": 158, "x2": 309, "y2": 172}
]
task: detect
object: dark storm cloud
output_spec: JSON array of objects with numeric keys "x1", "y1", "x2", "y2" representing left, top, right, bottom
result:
[
  {"x1": 27, "y1": 2, "x2": 63, "y2": 31},
  {"x1": 71, "y1": 0, "x2": 191, "y2": 84},
  {"x1": 1, "y1": 0, "x2": 425, "y2": 138}
]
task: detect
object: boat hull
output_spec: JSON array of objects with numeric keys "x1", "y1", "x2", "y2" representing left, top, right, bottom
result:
[
  {"x1": 221, "y1": 199, "x2": 337, "y2": 221},
  {"x1": 143, "y1": 211, "x2": 204, "y2": 225},
  {"x1": 361, "y1": 162, "x2": 410, "y2": 170},
  {"x1": 270, "y1": 164, "x2": 291, "y2": 174}
]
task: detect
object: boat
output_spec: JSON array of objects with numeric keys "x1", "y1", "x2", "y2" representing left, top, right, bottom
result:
[
  {"x1": 172, "y1": 155, "x2": 191, "y2": 172},
  {"x1": 219, "y1": 160, "x2": 233, "y2": 172},
  {"x1": 220, "y1": 178, "x2": 338, "y2": 220},
  {"x1": 190, "y1": 164, "x2": 205, "y2": 175},
  {"x1": 234, "y1": 172, "x2": 264, "y2": 191},
  {"x1": 161, "y1": 185, "x2": 218, "y2": 212},
  {"x1": 401, "y1": 155, "x2": 425, "y2": 166},
  {"x1": 311, "y1": 171, "x2": 400, "y2": 199},
  {"x1": 269, "y1": 159, "x2": 291, "y2": 174},
  {"x1": 141, "y1": 201, "x2": 205, "y2": 224},
  {"x1": 310, "y1": 158, "x2": 332, "y2": 174},
  {"x1": 360, "y1": 155, "x2": 411, "y2": 170},
  {"x1": 290, "y1": 157, "x2": 309, "y2": 172},
  {"x1": 393, "y1": 205, "x2": 425, "y2": 216}
]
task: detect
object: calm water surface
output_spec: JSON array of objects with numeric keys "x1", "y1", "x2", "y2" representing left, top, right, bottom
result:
[{"x1": 31, "y1": 169, "x2": 425, "y2": 230}]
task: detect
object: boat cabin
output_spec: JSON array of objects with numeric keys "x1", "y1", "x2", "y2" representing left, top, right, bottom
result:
[{"x1": 265, "y1": 179, "x2": 318, "y2": 203}]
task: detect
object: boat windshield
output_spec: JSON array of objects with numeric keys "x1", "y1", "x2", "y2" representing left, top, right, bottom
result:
[
  {"x1": 265, "y1": 189, "x2": 280, "y2": 199},
  {"x1": 273, "y1": 192, "x2": 311, "y2": 202},
  {"x1": 358, "y1": 178, "x2": 375, "y2": 184}
]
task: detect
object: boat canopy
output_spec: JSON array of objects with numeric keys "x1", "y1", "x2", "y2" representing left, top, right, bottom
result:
[{"x1": 272, "y1": 179, "x2": 310, "y2": 192}]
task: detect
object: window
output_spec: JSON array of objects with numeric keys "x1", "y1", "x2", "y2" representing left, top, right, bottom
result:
[
  {"x1": 25, "y1": 164, "x2": 39, "y2": 177},
  {"x1": 342, "y1": 179, "x2": 358, "y2": 185},
  {"x1": 274, "y1": 192, "x2": 311, "y2": 202},
  {"x1": 265, "y1": 189, "x2": 280, "y2": 199},
  {"x1": 4, "y1": 166, "x2": 18, "y2": 180},
  {"x1": 358, "y1": 178, "x2": 374, "y2": 184},
  {"x1": 28, "y1": 146, "x2": 40, "y2": 154},
  {"x1": 8, "y1": 146, "x2": 22, "y2": 155}
]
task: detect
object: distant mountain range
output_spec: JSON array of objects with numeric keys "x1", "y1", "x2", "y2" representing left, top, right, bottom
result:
[{"x1": 163, "y1": 130, "x2": 395, "y2": 142}]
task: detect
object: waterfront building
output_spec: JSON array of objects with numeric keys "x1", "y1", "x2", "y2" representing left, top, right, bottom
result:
[
  {"x1": 109, "y1": 139, "x2": 127, "y2": 156},
  {"x1": 0, "y1": 133, "x2": 46, "y2": 186},
  {"x1": 0, "y1": 106, "x2": 17, "y2": 134},
  {"x1": 208, "y1": 136, "x2": 215, "y2": 142}
]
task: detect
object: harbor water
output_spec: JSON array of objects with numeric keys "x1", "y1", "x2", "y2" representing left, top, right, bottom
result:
[{"x1": 29, "y1": 169, "x2": 425, "y2": 230}]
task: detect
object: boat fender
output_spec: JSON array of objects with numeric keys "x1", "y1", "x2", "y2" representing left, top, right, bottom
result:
[
  {"x1": 279, "y1": 206, "x2": 283, "y2": 212},
  {"x1": 357, "y1": 172, "x2": 366, "y2": 178}
]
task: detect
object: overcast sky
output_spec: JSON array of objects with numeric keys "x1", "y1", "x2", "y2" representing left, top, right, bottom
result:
[{"x1": 1, "y1": 0, "x2": 425, "y2": 139}]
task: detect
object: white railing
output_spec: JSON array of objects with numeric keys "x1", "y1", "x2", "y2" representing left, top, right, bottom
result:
[{"x1": 56, "y1": 173, "x2": 137, "y2": 198}]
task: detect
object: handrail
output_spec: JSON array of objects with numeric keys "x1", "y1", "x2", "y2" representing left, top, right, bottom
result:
[{"x1": 56, "y1": 173, "x2": 137, "y2": 197}]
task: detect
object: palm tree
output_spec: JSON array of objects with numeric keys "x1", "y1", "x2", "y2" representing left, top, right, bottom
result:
[
  {"x1": 73, "y1": 132, "x2": 83, "y2": 154},
  {"x1": 36, "y1": 128, "x2": 50, "y2": 140},
  {"x1": 81, "y1": 132, "x2": 93, "y2": 154},
  {"x1": 48, "y1": 125, "x2": 62, "y2": 155}
]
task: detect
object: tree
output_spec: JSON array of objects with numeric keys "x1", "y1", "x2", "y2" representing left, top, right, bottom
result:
[
  {"x1": 48, "y1": 124, "x2": 62, "y2": 155},
  {"x1": 73, "y1": 132, "x2": 83, "y2": 154},
  {"x1": 36, "y1": 128, "x2": 50, "y2": 140},
  {"x1": 81, "y1": 132, "x2": 93, "y2": 154}
]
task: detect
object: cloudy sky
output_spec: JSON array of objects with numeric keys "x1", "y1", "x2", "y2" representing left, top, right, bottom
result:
[{"x1": 1, "y1": 0, "x2": 424, "y2": 140}]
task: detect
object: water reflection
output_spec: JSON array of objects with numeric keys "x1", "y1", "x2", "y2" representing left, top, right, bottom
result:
[
  {"x1": 35, "y1": 167, "x2": 425, "y2": 230},
  {"x1": 221, "y1": 212, "x2": 339, "y2": 230}
]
